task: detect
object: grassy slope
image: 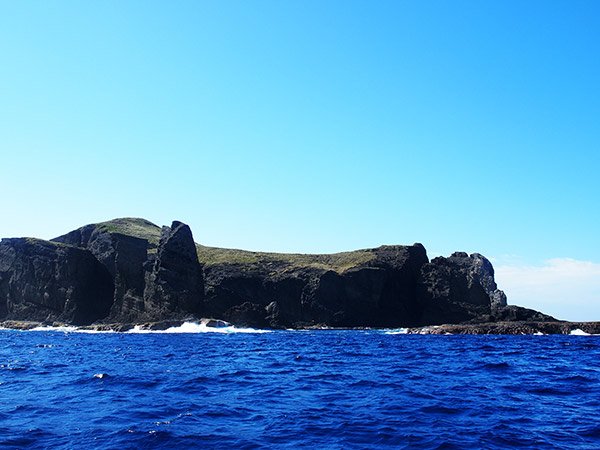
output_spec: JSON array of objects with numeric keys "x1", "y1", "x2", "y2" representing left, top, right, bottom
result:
[
  {"x1": 94, "y1": 218, "x2": 162, "y2": 247},
  {"x1": 93, "y1": 218, "x2": 376, "y2": 273},
  {"x1": 195, "y1": 244, "x2": 376, "y2": 272}
]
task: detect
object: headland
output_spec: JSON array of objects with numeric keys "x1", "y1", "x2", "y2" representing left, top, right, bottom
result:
[{"x1": 0, "y1": 218, "x2": 587, "y2": 334}]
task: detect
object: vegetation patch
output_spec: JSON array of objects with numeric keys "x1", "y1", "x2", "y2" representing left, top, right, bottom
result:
[
  {"x1": 90, "y1": 218, "x2": 376, "y2": 273},
  {"x1": 94, "y1": 218, "x2": 161, "y2": 246},
  {"x1": 195, "y1": 244, "x2": 376, "y2": 273}
]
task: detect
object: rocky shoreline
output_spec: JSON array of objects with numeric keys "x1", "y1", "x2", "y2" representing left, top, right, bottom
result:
[
  {"x1": 2, "y1": 319, "x2": 599, "y2": 335},
  {"x1": 406, "y1": 321, "x2": 600, "y2": 335},
  {"x1": 0, "y1": 318, "x2": 230, "y2": 332},
  {"x1": 0, "y1": 217, "x2": 565, "y2": 331}
]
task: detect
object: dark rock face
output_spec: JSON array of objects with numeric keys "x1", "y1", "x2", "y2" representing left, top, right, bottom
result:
[
  {"x1": 0, "y1": 238, "x2": 113, "y2": 325},
  {"x1": 142, "y1": 222, "x2": 204, "y2": 319},
  {"x1": 303, "y1": 244, "x2": 429, "y2": 327},
  {"x1": 55, "y1": 227, "x2": 151, "y2": 322},
  {"x1": 54, "y1": 220, "x2": 203, "y2": 323},
  {"x1": 417, "y1": 252, "x2": 512, "y2": 325},
  {"x1": 201, "y1": 262, "x2": 311, "y2": 328},
  {"x1": 408, "y1": 319, "x2": 582, "y2": 335},
  {"x1": 202, "y1": 244, "x2": 430, "y2": 328},
  {"x1": 108, "y1": 234, "x2": 149, "y2": 320},
  {"x1": 491, "y1": 304, "x2": 554, "y2": 322},
  {"x1": 52, "y1": 224, "x2": 97, "y2": 250},
  {"x1": 0, "y1": 218, "x2": 554, "y2": 329}
]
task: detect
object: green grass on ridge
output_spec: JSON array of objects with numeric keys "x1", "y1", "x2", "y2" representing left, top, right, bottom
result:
[
  {"x1": 93, "y1": 218, "x2": 376, "y2": 273},
  {"x1": 94, "y1": 218, "x2": 162, "y2": 246}
]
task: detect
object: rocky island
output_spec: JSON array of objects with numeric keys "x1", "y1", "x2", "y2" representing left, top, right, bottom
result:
[{"x1": 0, "y1": 218, "x2": 594, "y2": 334}]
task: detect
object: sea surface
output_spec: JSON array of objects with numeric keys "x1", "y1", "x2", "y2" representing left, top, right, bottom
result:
[{"x1": 1, "y1": 325, "x2": 600, "y2": 450}]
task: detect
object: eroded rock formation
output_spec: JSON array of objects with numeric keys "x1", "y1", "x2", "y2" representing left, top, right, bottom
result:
[
  {"x1": 142, "y1": 221, "x2": 204, "y2": 319},
  {"x1": 0, "y1": 218, "x2": 554, "y2": 329},
  {"x1": 0, "y1": 238, "x2": 113, "y2": 325}
]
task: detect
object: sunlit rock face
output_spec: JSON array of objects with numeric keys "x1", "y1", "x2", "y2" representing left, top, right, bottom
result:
[{"x1": 417, "y1": 252, "x2": 509, "y2": 325}]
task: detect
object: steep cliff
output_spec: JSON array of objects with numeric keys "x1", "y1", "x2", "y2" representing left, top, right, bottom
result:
[
  {"x1": 0, "y1": 238, "x2": 113, "y2": 325},
  {"x1": 202, "y1": 243, "x2": 428, "y2": 328},
  {"x1": 417, "y1": 252, "x2": 505, "y2": 325},
  {"x1": 142, "y1": 221, "x2": 204, "y2": 319},
  {"x1": 53, "y1": 218, "x2": 203, "y2": 323},
  {"x1": 0, "y1": 218, "x2": 553, "y2": 328}
]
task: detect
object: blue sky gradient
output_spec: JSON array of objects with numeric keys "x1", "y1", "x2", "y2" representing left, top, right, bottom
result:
[{"x1": 1, "y1": 1, "x2": 598, "y2": 320}]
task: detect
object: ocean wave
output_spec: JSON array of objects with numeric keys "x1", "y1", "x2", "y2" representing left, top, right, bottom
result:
[
  {"x1": 384, "y1": 328, "x2": 409, "y2": 335},
  {"x1": 570, "y1": 329, "x2": 592, "y2": 336},
  {"x1": 29, "y1": 325, "x2": 115, "y2": 334},
  {"x1": 5, "y1": 321, "x2": 270, "y2": 334},
  {"x1": 3, "y1": 329, "x2": 600, "y2": 449},
  {"x1": 126, "y1": 321, "x2": 271, "y2": 334}
]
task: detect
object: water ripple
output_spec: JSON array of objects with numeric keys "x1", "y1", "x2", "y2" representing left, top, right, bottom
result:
[{"x1": 1, "y1": 331, "x2": 599, "y2": 449}]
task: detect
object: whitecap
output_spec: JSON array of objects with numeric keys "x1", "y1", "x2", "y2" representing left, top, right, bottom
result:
[
  {"x1": 30, "y1": 325, "x2": 80, "y2": 333},
  {"x1": 29, "y1": 325, "x2": 115, "y2": 334},
  {"x1": 385, "y1": 328, "x2": 409, "y2": 335},
  {"x1": 570, "y1": 328, "x2": 591, "y2": 336},
  {"x1": 9, "y1": 321, "x2": 268, "y2": 334},
  {"x1": 127, "y1": 321, "x2": 270, "y2": 334}
]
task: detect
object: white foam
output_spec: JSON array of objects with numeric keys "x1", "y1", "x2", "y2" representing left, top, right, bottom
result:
[
  {"x1": 28, "y1": 325, "x2": 115, "y2": 333},
  {"x1": 127, "y1": 321, "x2": 270, "y2": 334},
  {"x1": 1, "y1": 321, "x2": 269, "y2": 334},
  {"x1": 385, "y1": 328, "x2": 409, "y2": 335},
  {"x1": 73, "y1": 328, "x2": 116, "y2": 334},
  {"x1": 570, "y1": 328, "x2": 591, "y2": 336},
  {"x1": 30, "y1": 325, "x2": 80, "y2": 333}
]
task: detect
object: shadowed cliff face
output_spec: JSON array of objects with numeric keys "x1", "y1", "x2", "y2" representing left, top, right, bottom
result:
[
  {"x1": 143, "y1": 221, "x2": 204, "y2": 318},
  {"x1": 0, "y1": 238, "x2": 113, "y2": 325},
  {"x1": 202, "y1": 244, "x2": 429, "y2": 328},
  {"x1": 54, "y1": 224, "x2": 152, "y2": 322},
  {"x1": 53, "y1": 220, "x2": 203, "y2": 323},
  {"x1": 0, "y1": 218, "x2": 553, "y2": 328}
]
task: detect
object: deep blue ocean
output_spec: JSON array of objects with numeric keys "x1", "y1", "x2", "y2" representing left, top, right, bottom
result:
[{"x1": 1, "y1": 325, "x2": 600, "y2": 450}]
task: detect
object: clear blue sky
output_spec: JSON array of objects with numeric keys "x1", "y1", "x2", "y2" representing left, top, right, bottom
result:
[{"x1": 1, "y1": 1, "x2": 598, "y2": 320}]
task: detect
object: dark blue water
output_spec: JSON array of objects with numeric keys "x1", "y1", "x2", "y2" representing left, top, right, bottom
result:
[{"x1": 2, "y1": 328, "x2": 600, "y2": 449}]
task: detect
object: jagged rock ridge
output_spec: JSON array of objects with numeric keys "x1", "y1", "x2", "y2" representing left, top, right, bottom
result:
[{"x1": 0, "y1": 218, "x2": 554, "y2": 329}]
